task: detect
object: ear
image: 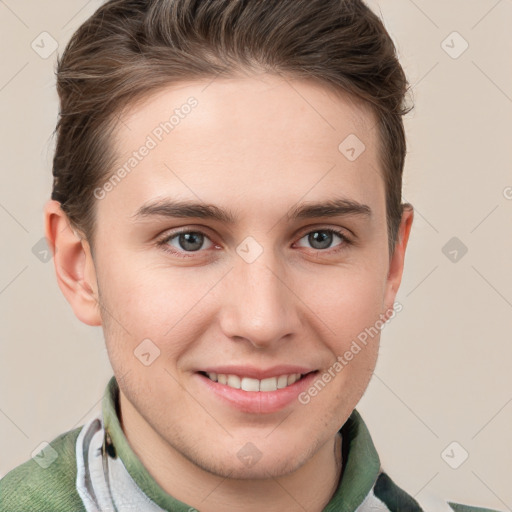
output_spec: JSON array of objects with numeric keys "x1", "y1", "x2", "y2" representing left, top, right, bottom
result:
[
  {"x1": 382, "y1": 203, "x2": 414, "y2": 317},
  {"x1": 44, "y1": 199, "x2": 102, "y2": 326}
]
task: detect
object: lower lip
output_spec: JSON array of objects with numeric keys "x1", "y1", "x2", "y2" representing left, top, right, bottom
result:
[{"x1": 195, "y1": 371, "x2": 319, "y2": 414}]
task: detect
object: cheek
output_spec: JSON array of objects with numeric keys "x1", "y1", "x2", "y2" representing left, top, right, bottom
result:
[
  {"x1": 97, "y1": 257, "x2": 217, "y2": 362},
  {"x1": 104, "y1": 246, "x2": 220, "y2": 301},
  {"x1": 310, "y1": 263, "x2": 387, "y2": 335},
  {"x1": 305, "y1": 265, "x2": 386, "y2": 400}
]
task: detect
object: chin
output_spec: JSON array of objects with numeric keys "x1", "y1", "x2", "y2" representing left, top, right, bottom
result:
[{"x1": 201, "y1": 452, "x2": 306, "y2": 481}]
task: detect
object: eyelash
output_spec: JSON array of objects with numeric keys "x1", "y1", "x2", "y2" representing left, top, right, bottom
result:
[{"x1": 156, "y1": 227, "x2": 353, "y2": 259}]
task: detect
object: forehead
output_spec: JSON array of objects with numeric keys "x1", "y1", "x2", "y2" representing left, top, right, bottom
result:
[{"x1": 102, "y1": 73, "x2": 384, "y2": 223}]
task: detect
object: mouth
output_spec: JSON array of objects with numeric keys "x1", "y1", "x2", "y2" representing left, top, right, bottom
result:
[
  {"x1": 197, "y1": 370, "x2": 319, "y2": 392},
  {"x1": 194, "y1": 365, "x2": 321, "y2": 413}
]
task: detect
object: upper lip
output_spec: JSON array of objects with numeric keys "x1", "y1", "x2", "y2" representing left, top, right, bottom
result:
[{"x1": 198, "y1": 365, "x2": 317, "y2": 380}]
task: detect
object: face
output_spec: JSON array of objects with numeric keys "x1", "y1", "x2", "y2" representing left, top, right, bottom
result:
[{"x1": 69, "y1": 73, "x2": 409, "y2": 479}]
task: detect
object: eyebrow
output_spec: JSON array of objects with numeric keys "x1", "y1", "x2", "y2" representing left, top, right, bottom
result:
[{"x1": 132, "y1": 197, "x2": 372, "y2": 223}]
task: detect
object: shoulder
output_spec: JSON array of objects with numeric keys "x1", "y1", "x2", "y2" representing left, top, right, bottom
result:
[
  {"x1": 0, "y1": 426, "x2": 86, "y2": 512},
  {"x1": 374, "y1": 471, "x2": 503, "y2": 512},
  {"x1": 448, "y1": 503, "x2": 505, "y2": 512}
]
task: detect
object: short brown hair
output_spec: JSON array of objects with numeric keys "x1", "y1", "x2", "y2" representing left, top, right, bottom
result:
[{"x1": 51, "y1": 0, "x2": 412, "y2": 256}]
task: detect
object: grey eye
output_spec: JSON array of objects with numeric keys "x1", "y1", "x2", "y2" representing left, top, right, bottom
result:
[
  {"x1": 296, "y1": 230, "x2": 345, "y2": 250},
  {"x1": 167, "y1": 232, "x2": 213, "y2": 252}
]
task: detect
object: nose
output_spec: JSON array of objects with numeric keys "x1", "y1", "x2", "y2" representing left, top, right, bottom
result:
[{"x1": 218, "y1": 248, "x2": 302, "y2": 349}]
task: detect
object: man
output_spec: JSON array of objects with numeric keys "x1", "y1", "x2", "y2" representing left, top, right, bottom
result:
[{"x1": 0, "y1": 0, "x2": 502, "y2": 511}]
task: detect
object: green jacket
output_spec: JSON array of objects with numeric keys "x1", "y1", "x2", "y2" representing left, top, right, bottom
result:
[{"x1": 0, "y1": 376, "x2": 503, "y2": 512}]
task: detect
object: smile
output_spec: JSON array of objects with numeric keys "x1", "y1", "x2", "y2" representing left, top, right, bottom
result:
[
  {"x1": 195, "y1": 366, "x2": 320, "y2": 413},
  {"x1": 201, "y1": 372, "x2": 310, "y2": 392}
]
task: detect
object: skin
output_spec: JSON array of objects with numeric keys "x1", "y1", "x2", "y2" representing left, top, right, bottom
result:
[{"x1": 45, "y1": 71, "x2": 413, "y2": 512}]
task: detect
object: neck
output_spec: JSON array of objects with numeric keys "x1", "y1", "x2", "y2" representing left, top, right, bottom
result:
[{"x1": 119, "y1": 392, "x2": 344, "y2": 512}]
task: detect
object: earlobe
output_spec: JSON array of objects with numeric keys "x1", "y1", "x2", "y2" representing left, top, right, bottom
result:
[
  {"x1": 383, "y1": 203, "x2": 414, "y2": 312},
  {"x1": 44, "y1": 199, "x2": 102, "y2": 326}
]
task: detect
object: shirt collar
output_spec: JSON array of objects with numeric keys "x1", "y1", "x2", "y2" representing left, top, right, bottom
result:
[{"x1": 102, "y1": 375, "x2": 381, "y2": 511}]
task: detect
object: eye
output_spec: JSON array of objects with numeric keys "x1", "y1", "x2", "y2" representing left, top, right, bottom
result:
[
  {"x1": 156, "y1": 227, "x2": 352, "y2": 259},
  {"x1": 157, "y1": 230, "x2": 215, "y2": 258},
  {"x1": 295, "y1": 228, "x2": 351, "y2": 253}
]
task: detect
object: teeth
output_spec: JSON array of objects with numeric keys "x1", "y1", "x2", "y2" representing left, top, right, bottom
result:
[
  {"x1": 241, "y1": 377, "x2": 260, "y2": 392},
  {"x1": 259, "y1": 377, "x2": 277, "y2": 392},
  {"x1": 288, "y1": 373, "x2": 300, "y2": 385},
  {"x1": 227, "y1": 374, "x2": 241, "y2": 389},
  {"x1": 205, "y1": 372, "x2": 305, "y2": 392},
  {"x1": 277, "y1": 375, "x2": 289, "y2": 389}
]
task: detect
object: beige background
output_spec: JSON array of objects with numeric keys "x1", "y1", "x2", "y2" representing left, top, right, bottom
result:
[{"x1": 1, "y1": 0, "x2": 511, "y2": 509}]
